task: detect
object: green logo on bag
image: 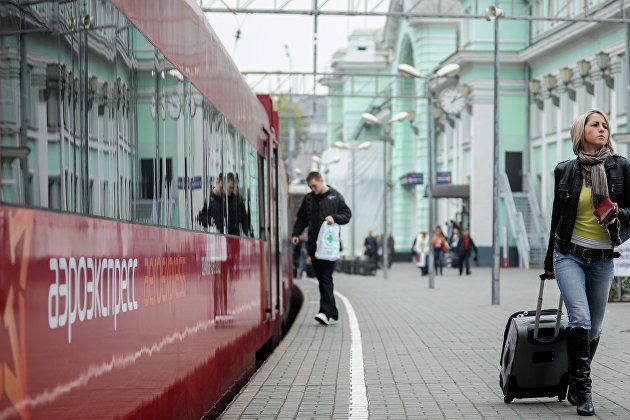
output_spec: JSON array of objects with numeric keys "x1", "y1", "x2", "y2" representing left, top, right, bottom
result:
[{"x1": 326, "y1": 234, "x2": 333, "y2": 243}]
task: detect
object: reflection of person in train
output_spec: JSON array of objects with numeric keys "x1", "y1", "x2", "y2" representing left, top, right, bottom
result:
[
  {"x1": 235, "y1": 173, "x2": 250, "y2": 236},
  {"x1": 197, "y1": 173, "x2": 225, "y2": 233},
  {"x1": 226, "y1": 173, "x2": 240, "y2": 235}
]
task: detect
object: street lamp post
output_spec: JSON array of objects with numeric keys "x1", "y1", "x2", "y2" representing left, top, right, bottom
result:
[
  {"x1": 361, "y1": 111, "x2": 410, "y2": 279},
  {"x1": 486, "y1": 4, "x2": 504, "y2": 305},
  {"x1": 334, "y1": 141, "x2": 372, "y2": 259},
  {"x1": 397, "y1": 62, "x2": 460, "y2": 289},
  {"x1": 284, "y1": 44, "x2": 295, "y2": 179}
]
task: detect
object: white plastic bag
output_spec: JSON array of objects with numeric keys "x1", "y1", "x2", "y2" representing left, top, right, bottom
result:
[{"x1": 315, "y1": 221, "x2": 341, "y2": 261}]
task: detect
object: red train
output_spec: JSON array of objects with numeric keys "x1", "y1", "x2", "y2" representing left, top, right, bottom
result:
[{"x1": 0, "y1": 0, "x2": 295, "y2": 418}]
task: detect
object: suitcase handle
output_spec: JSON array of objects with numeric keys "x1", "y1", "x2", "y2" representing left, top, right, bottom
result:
[{"x1": 534, "y1": 274, "x2": 563, "y2": 339}]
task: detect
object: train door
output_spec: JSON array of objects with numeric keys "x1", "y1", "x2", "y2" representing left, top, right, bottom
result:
[
  {"x1": 259, "y1": 141, "x2": 272, "y2": 319},
  {"x1": 273, "y1": 145, "x2": 281, "y2": 316}
]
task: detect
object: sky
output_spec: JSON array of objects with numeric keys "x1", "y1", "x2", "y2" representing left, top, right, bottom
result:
[{"x1": 202, "y1": 0, "x2": 387, "y2": 95}]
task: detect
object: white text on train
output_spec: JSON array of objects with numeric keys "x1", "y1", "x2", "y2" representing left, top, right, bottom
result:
[{"x1": 48, "y1": 257, "x2": 139, "y2": 343}]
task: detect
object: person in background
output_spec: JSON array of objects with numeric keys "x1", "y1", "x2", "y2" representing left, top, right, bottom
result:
[
  {"x1": 364, "y1": 230, "x2": 377, "y2": 262},
  {"x1": 544, "y1": 109, "x2": 630, "y2": 416},
  {"x1": 387, "y1": 232, "x2": 394, "y2": 268},
  {"x1": 432, "y1": 226, "x2": 449, "y2": 275},
  {"x1": 455, "y1": 228, "x2": 478, "y2": 275},
  {"x1": 412, "y1": 231, "x2": 430, "y2": 276},
  {"x1": 292, "y1": 171, "x2": 352, "y2": 326}
]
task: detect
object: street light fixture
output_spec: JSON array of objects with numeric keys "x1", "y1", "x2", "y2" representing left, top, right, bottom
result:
[
  {"x1": 361, "y1": 110, "x2": 412, "y2": 279},
  {"x1": 334, "y1": 140, "x2": 372, "y2": 259},
  {"x1": 312, "y1": 154, "x2": 341, "y2": 175},
  {"x1": 396, "y1": 62, "x2": 460, "y2": 289}
]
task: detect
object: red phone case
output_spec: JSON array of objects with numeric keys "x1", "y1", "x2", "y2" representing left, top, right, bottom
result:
[{"x1": 593, "y1": 197, "x2": 616, "y2": 224}]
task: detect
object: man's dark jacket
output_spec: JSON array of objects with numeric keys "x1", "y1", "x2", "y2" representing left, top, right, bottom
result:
[
  {"x1": 456, "y1": 235, "x2": 477, "y2": 258},
  {"x1": 544, "y1": 155, "x2": 630, "y2": 272},
  {"x1": 292, "y1": 187, "x2": 352, "y2": 255},
  {"x1": 198, "y1": 190, "x2": 225, "y2": 233}
]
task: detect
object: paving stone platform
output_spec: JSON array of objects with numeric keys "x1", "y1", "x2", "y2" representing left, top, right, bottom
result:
[{"x1": 220, "y1": 263, "x2": 630, "y2": 419}]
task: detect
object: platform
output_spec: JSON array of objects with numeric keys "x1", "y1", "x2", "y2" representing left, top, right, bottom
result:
[{"x1": 220, "y1": 263, "x2": 630, "y2": 419}]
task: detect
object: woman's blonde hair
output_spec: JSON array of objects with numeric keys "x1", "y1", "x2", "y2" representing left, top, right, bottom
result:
[{"x1": 570, "y1": 109, "x2": 615, "y2": 155}]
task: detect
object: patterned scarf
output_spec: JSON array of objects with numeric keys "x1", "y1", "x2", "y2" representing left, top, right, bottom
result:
[{"x1": 578, "y1": 146, "x2": 610, "y2": 209}]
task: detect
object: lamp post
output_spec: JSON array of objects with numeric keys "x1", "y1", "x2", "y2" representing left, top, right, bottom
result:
[
  {"x1": 361, "y1": 111, "x2": 410, "y2": 279},
  {"x1": 397, "y1": 62, "x2": 460, "y2": 289},
  {"x1": 284, "y1": 44, "x2": 295, "y2": 179},
  {"x1": 486, "y1": 4, "x2": 504, "y2": 305},
  {"x1": 334, "y1": 140, "x2": 372, "y2": 259}
]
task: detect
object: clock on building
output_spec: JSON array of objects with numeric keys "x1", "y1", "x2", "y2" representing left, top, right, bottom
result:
[{"x1": 439, "y1": 87, "x2": 466, "y2": 115}]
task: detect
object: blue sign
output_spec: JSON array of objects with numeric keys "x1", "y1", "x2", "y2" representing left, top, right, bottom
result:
[
  {"x1": 436, "y1": 171, "x2": 452, "y2": 184},
  {"x1": 178, "y1": 176, "x2": 202, "y2": 189},
  {"x1": 400, "y1": 172, "x2": 423, "y2": 185}
]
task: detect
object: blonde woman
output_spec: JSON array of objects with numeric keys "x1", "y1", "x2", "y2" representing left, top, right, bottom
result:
[{"x1": 544, "y1": 110, "x2": 630, "y2": 416}]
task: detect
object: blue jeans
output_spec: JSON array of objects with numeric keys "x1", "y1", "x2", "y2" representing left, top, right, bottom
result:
[
  {"x1": 434, "y1": 249, "x2": 444, "y2": 275},
  {"x1": 553, "y1": 250, "x2": 614, "y2": 340}
]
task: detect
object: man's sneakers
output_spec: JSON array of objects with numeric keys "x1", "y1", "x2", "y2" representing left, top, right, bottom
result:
[
  {"x1": 314, "y1": 313, "x2": 329, "y2": 325},
  {"x1": 315, "y1": 313, "x2": 338, "y2": 325}
]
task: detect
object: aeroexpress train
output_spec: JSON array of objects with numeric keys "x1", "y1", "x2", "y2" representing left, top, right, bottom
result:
[{"x1": 0, "y1": 0, "x2": 296, "y2": 418}]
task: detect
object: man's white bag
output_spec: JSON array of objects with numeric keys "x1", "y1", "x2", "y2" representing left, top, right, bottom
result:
[{"x1": 315, "y1": 221, "x2": 341, "y2": 261}]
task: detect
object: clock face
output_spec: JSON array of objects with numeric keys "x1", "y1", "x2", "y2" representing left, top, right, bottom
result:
[{"x1": 439, "y1": 87, "x2": 466, "y2": 115}]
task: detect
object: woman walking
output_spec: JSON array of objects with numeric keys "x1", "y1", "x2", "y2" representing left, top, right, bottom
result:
[{"x1": 544, "y1": 109, "x2": 630, "y2": 416}]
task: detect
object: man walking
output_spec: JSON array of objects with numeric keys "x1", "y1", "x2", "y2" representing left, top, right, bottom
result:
[
  {"x1": 455, "y1": 228, "x2": 478, "y2": 275},
  {"x1": 292, "y1": 171, "x2": 352, "y2": 325}
]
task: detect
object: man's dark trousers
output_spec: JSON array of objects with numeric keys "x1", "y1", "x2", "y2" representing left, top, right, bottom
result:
[
  {"x1": 458, "y1": 254, "x2": 471, "y2": 275},
  {"x1": 310, "y1": 253, "x2": 338, "y2": 319}
]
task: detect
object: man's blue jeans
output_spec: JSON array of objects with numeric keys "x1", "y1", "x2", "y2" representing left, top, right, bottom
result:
[{"x1": 553, "y1": 250, "x2": 614, "y2": 340}]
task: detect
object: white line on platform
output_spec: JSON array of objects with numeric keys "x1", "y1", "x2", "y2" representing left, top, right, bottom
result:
[
  {"x1": 335, "y1": 291, "x2": 368, "y2": 419},
  {"x1": 306, "y1": 279, "x2": 368, "y2": 418}
]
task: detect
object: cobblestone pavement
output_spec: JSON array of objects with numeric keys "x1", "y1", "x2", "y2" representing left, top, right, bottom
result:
[{"x1": 220, "y1": 263, "x2": 630, "y2": 419}]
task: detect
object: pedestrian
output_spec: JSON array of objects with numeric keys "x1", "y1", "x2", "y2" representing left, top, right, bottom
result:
[
  {"x1": 292, "y1": 171, "x2": 352, "y2": 326},
  {"x1": 387, "y1": 232, "x2": 394, "y2": 268},
  {"x1": 376, "y1": 234, "x2": 384, "y2": 267},
  {"x1": 449, "y1": 226, "x2": 460, "y2": 268},
  {"x1": 432, "y1": 225, "x2": 449, "y2": 275},
  {"x1": 364, "y1": 230, "x2": 377, "y2": 262},
  {"x1": 455, "y1": 228, "x2": 477, "y2": 275},
  {"x1": 412, "y1": 231, "x2": 430, "y2": 275},
  {"x1": 544, "y1": 109, "x2": 630, "y2": 416}
]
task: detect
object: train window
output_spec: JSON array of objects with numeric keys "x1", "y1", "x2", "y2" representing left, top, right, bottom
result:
[{"x1": 0, "y1": 0, "x2": 266, "y2": 238}]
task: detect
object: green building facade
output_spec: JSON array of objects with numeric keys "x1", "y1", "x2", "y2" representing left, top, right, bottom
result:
[{"x1": 328, "y1": 0, "x2": 630, "y2": 266}]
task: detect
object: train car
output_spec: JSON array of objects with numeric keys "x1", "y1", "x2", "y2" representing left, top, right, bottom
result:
[{"x1": 0, "y1": 0, "x2": 294, "y2": 418}]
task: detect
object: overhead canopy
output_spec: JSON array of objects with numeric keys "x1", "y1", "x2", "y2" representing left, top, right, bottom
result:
[{"x1": 425, "y1": 184, "x2": 470, "y2": 198}]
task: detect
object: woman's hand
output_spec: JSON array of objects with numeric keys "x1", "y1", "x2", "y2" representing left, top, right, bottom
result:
[{"x1": 602, "y1": 202, "x2": 619, "y2": 227}]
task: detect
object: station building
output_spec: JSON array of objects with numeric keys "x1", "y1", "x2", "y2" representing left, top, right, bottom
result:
[{"x1": 324, "y1": 0, "x2": 630, "y2": 266}]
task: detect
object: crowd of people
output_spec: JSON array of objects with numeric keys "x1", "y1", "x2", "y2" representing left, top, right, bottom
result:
[
  {"x1": 411, "y1": 220, "x2": 478, "y2": 276},
  {"x1": 363, "y1": 230, "x2": 394, "y2": 268}
]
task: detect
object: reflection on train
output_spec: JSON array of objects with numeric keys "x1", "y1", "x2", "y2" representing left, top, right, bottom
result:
[{"x1": 0, "y1": 0, "x2": 295, "y2": 418}]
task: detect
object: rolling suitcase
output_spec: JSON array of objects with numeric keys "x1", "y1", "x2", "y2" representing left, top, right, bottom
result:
[{"x1": 499, "y1": 274, "x2": 570, "y2": 403}]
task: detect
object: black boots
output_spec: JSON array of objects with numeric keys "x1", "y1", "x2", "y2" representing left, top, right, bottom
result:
[
  {"x1": 568, "y1": 337, "x2": 599, "y2": 406},
  {"x1": 566, "y1": 328, "x2": 595, "y2": 416}
]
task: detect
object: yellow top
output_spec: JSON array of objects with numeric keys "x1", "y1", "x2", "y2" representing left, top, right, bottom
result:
[{"x1": 572, "y1": 183, "x2": 611, "y2": 242}]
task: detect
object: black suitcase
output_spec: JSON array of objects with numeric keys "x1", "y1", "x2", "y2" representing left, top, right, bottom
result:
[{"x1": 499, "y1": 274, "x2": 570, "y2": 403}]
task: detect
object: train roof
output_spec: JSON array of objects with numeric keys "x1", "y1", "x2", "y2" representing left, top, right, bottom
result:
[{"x1": 113, "y1": 0, "x2": 271, "y2": 155}]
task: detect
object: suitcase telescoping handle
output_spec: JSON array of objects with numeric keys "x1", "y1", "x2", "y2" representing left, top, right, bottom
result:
[{"x1": 534, "y1": 273, "x2": 564, "y2": 339}]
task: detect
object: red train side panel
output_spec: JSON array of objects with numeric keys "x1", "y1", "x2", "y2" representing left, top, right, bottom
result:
[{"x1": 0, "y1": 206, "x2": 277, "y2": 419}]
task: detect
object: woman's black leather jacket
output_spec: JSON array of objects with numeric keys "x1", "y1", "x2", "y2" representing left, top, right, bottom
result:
[{"x1": 544, "y1": 155, "x2": 630, "y2": 272}]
